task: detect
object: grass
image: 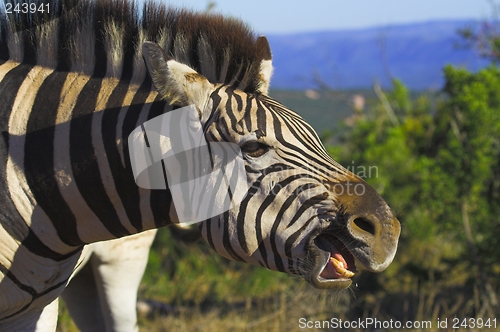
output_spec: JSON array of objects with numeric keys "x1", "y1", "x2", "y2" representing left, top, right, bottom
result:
[{"x1": 136, "y1": 287, "x2": 352, "y2": 332}]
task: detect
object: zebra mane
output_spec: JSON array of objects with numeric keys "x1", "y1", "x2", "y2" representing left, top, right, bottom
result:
[{"x1": 0, "y1": 0, "x2": 269, "y2": 92}]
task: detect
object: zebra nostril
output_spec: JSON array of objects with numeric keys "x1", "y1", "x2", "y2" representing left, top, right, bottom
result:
[{"x1": 352, "y1": 217, "x2": 376, "y2": 236}]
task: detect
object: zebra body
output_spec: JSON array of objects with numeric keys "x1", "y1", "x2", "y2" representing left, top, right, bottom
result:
[{"x1": 0, "y1": 0, "x2": 400, "y2": 330}]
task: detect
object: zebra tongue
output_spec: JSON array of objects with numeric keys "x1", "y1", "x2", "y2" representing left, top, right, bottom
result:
[{"x1": 320, "y1": 251, "x2": 355, "y2": 279}]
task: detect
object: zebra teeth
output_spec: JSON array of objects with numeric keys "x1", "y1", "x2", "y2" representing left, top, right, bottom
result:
[
  {"x1": 330, "y1": 257, "x2": 355, "y2": 278},
  {"x1": 318, "y1": 254, "x2": 355, "y2": 280}
]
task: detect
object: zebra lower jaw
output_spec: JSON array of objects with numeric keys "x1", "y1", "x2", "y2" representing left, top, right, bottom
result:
[{"x1": 309, "y1": 234, "x2": 357, "y2": 289}]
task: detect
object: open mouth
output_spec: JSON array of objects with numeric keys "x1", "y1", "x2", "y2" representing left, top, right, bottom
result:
[{"x1": 309, "y1": 234, "x2": 357, "y2": 289}]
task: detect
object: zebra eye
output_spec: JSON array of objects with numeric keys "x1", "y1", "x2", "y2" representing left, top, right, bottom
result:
[{"x1": 241, "y1": 141, "x2": 270, "y2": 158}]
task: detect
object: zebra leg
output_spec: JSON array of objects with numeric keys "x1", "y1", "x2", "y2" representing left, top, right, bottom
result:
[
  {"x1": 61, "y1": 256, "x2": 107, "y2": 331},
  {"x1": 31, "y1": 298, "x2": 59, "y2": 332},
  {"x1": 90, "y1": 230, "x2": 157, "y2": 332},
  {"x1": 0, "y1": 299, "x2": 58, "y2": 332}
]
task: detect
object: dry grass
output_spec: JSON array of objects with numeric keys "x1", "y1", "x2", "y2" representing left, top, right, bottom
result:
[
  {"x1": 58, "y1": 272, "x2": 498, "y2": 332},
  {"x1": 136, "y1": 282, "x2": 353, "y2": 332}
]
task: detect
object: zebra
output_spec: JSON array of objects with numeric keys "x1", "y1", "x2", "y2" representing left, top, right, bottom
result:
[{"x1": 0, "y1": 0, "x2": 401, "y2": 330}]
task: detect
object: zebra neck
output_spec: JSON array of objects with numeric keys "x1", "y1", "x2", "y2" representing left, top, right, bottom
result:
[{"x1": 3, "y1": 61, "x2": 174, "y2": 251}]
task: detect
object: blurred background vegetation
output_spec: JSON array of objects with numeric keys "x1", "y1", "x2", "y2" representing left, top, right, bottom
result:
[{"x1": 58, "y1": 16, "x2": 500, "y2": 332}]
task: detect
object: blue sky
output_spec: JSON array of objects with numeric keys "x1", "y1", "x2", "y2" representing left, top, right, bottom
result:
[{"x1": 163, "y1": 0, "x2": 493, "y2": 34}]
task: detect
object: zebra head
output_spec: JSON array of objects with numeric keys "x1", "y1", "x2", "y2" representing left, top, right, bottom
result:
[{"x1": 142, "y1": 40, "x2": 400, "y2": 290}]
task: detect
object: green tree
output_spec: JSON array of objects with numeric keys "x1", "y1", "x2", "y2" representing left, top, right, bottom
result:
[{"x1": 430, "y1": 66, "x2": 500, "y2": 314}]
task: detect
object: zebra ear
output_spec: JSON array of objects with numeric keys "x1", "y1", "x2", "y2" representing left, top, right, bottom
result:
[
  {"x1": 142, "y1": 41, "x2": 214, "y2": 108},
  {"x1": 256, "y1": 36, "x2": 273, "y2": 95}
]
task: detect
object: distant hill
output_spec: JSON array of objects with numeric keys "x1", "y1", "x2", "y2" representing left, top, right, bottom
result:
[{"x1": 267, "y1": 20, "x2": 490, "y2": 90}]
